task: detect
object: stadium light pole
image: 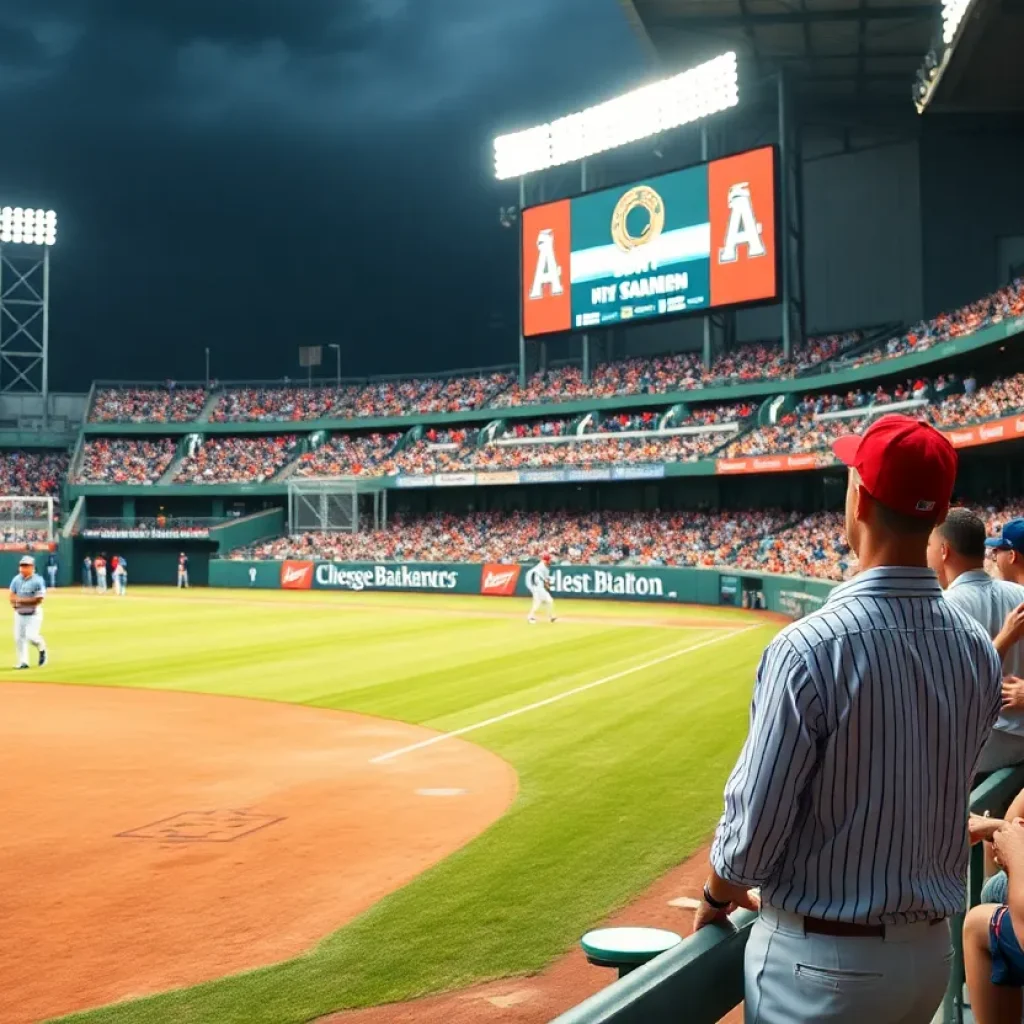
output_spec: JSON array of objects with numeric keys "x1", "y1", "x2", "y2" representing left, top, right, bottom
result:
[
  {"x1": 495, "y1": 51, "x2": 740, "y2": 386},
  {"x1": 0, "y1": 207, "x2": 57, "y2": 414},
  {"x1": 329, "y1": 343, "x2": 341, "y2": 388}
]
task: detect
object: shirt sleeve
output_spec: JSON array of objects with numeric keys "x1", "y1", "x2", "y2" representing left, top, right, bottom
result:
[
  {"x1": 35, "y1": 579, "x2": 46, "y2": 597},
  {"x1": 710, "y1": 635, "x2": 825, "y2": 888},
  {"x1": 9, "y1": 577, "x2": 16, "y2": 593}
]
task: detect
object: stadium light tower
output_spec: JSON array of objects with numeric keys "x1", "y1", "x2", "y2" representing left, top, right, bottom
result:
[
  {"x1": 492, "y1": 52, "x2": 739, "y2": 180},
  {"x1": 0, "y1": 207, "x2": 57, "y2": 400}
]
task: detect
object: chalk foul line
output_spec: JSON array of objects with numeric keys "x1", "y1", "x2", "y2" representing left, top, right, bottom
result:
[{"x1": 370, "y1": 624, "x2": 763, "y2": 764}]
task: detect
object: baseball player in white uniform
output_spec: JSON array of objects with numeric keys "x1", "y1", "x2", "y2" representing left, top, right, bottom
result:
[
  {"x1": 10, "y1": 555, "x2": 48, "y2": 669},
  {"x1": 526, "y1": 554, "x2": 556, "y2": 624},
  {"x1": 113, "y1": 556, "x2": 127, "y2": 596}
]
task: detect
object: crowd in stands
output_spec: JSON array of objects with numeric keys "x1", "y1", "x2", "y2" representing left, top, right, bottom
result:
[
  {"x1": 211, "y1": 386, "x2": 358, "y2": 423},
  {"x1": 0, "y1": 450, "x2": 69, "y2": 496},
  {"x1": 174, "y1": 435, "x2": 299, "y2": 484},
  {"x1": 210, "y1": 373, "x2": 514, "y2": 423},
  {"x1": 233, "y1": 499, "x2": 1024, "y2": 583},
  {"x1": 344, "y1": 373, "x2": 514, "y2": 418},
  {"x1": 501, "y1": 419, "x2": 573, "y2": 440},
  {"x1": 843, "y1": 276, "x2": 1024, "y2": 369},
  {"x1": 236, "y1": 508, "x2": 798, "y2": 567},
  {"x1": 66, "y1": 363, "x2": 1024, "y2": 489},
  {"x1": 425, "y1": 427, "x2": 476, "y2": 446},
  {"x1": 75, "y1": 439, "x2": 177, "y2": 484},
  {"x1": 90, "y1": 386, "x2": 206, "y2": 424},
  {"x1": 491, "y1": 335, "x2": 861, "y2": 409},
  {"x1": 932, "y1": 371, "x2": 1024, "y2": 427},
  {"x1": 295, "y1": 433, "x2": 401, "y2": 478}
]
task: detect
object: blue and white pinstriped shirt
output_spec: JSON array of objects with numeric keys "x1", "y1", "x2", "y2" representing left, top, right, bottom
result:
[
  {"x1": 711, "y1": 566, "x2": 1002, "y2": 925},
  {"x1": 944, "y1": 569, "x2": 1024, "y2": 738}
]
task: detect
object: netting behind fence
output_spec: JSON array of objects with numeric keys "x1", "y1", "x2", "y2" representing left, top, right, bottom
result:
[
  {"x1": 287, "y1": 478, "x2": 360, "y2": 534},
  {"x1": 0, "y1": 495, "x2": 55, "y2": 546}
]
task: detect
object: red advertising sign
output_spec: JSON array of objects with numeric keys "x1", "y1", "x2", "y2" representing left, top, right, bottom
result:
[
  {"x1": 716, "y1": 453, "x2": 834, "y2": 475},
  {"x1": 480, "y1": 563, "x2": 521, "y2": 597},
  {"x1": 280, "y1": 560, "x2": 314, "y2": 590},
  {"x1": 942, "y1": 413, "x2": 1024, "y2": 449}
]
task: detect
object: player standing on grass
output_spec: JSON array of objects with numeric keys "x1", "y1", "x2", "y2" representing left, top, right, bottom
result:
[
  {"x1": 113, "y1": 555, "x2": 127, "y2": 596},
  {"x1": 10, "y1": 555, "x2": 47, "y2": 669},
  {"x1": 94, "y1": 554, "x2": 107, "y2": 593},
  {"x1": 177, "y1": 552, "x2": 189, "y2": 588},
  {"x1": 526, "y1": 553, "x2": 556, "y2": 624}
]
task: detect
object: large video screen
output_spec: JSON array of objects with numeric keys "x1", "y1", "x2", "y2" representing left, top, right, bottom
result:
[{"x1": 521, "y1": 145, "x2": 777, "y2": 338}]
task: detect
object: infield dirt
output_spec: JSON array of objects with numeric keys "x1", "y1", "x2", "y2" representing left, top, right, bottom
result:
[{"x1": 0, "y1": 683, "x2": 516, "y2": 1024}]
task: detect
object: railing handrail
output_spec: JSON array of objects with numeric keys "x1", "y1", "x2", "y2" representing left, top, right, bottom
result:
[{"x1": 550, "y1": 764, "x2": 1024, "y2": 1024}]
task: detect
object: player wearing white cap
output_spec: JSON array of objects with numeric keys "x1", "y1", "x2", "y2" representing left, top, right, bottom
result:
[
  {"x1": 9, "y1": 555, "x2": 48, "y2": 669},
  {"x1": 525, "y1": 554, "x2": 556, "y2": 624}
]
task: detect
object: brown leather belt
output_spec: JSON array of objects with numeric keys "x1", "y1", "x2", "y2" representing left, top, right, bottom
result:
[{"x1": 803, "y1": 916, "x2": 944, "y2": 938}]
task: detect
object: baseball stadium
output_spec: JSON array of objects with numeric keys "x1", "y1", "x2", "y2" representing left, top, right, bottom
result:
[{"x1": 3, "y1": 2, "x2": 1024, "y2": 1023}]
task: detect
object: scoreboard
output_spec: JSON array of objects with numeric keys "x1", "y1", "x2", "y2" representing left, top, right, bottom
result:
[{"x1": 521, "y1": 145, "x2": 777, "y2": 338}]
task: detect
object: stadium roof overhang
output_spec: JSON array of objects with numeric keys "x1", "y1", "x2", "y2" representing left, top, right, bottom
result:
[
  {"x1": 916, "y1": 0, "x2": 1024, "y2": 112},
  {"x1": 620, "y1": 0, "x2": 938, "y2": 116}
]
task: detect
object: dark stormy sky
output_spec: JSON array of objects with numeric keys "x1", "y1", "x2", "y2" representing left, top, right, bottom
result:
[{"x1": 0, "y1": 0, "x2": 646, "y2": 391}]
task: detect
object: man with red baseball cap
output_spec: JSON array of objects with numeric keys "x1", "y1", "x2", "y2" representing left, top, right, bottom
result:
[{"x1": 697, "y1": 414, "x2": 1002, "y2": 1023}]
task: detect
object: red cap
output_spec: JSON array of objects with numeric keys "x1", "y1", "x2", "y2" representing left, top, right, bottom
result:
[
  {"x1": 832, "y1": 414, "x2": 957, "y2": 520},
  {"x1": 542, "y1": 553, "x2": 552, "y2": 563}
]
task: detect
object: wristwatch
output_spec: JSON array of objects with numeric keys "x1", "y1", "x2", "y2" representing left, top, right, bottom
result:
[{"x1": 702, "y1": 882, "x2": 730, "y2": 910}]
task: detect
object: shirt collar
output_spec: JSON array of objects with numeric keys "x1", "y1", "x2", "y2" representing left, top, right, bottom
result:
[
  {"x1": 827, "y1": 565, "x2": 943, "y2": 603},
  {"x1": 947, "y1": 568, "x2": 993, "y2": 591}
]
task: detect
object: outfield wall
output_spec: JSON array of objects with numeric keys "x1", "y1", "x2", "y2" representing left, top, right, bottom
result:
[{"x1": 209, "y1": 559, "x2": 837, "y2": 618}]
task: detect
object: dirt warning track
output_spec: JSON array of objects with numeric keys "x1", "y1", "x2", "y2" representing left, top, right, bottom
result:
[{"x1": 0, "y1": 683, "x2": 516, "y2": 1024}]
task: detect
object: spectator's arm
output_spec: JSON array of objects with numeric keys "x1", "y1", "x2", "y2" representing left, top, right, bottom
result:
[{"x1": 710, "y1": 636, "x2": 825, "y2": 888}]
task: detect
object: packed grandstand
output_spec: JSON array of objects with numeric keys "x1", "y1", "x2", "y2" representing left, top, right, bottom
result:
[{"x1": 5, "y1": 276, "x2": 1024, "y2": 583}]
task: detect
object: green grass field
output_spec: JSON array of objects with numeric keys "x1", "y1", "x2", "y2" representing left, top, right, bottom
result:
[{"x1": 31, "y1": 588, "x2": 778, "y2": 1024}]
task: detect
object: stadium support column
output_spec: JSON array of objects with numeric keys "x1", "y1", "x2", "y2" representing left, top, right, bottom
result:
[
  {"x1": 581, "y1": 159, "x2": 590, "y2": 384},
  {"x1": 778, "y1": 71, "x2": 805, "y2": 361},
  {"x1": 701, "y1": 125, "x2": 712, "y2": 369},
  {"x1": 0, "y1": 244, "x2": 51, "y2": 408},
  {"x1": 518, "y1": 176, "x2": 527, "y2": 387}
]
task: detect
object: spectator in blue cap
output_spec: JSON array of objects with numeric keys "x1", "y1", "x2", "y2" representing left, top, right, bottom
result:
[{"x1": 988, "y1": 518, "x2": 1024, "y2": 587}]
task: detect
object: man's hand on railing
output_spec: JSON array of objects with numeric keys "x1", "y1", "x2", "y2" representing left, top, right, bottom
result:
[
  {"x1": 692, "y1": 876, "x2": 760, "y2": 933},
  {"x1": 969, "y1": 811, "x2": 1004, "y2": 845},
  {"x1": 1002, "y1": 676, "x2": 1024, "y2": 711}
]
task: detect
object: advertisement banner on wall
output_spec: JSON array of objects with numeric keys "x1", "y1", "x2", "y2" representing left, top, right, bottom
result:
[
  {"x1": 716, "y1": 453, "x2": 834, "y2": 475},
  {"x1": 395, "y1": 475, "x2": 434, "y2": 488},
  {"x1": 479, "y1": 564, "x2": 521, "y2": 596},
  {"x1": 943, "y1": 413, "x2": 1024, "y2": 449},
  {"x1": 612, "y1": 464, "x2": 666, "y2": 480},
  {"x1": 280, "y1": 560, "x2": 314, "y2": 589},
  {"x1": 540, "y1": 566, "x2": 674, "y2": 601},
  {"x1": 476, "y1": 471, "x2": 521, "y2": 486}
]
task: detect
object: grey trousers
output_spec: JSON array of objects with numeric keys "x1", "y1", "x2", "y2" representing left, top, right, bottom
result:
[{"x1": 745, "y1": 907, "x2": 953, "y2": 1024}]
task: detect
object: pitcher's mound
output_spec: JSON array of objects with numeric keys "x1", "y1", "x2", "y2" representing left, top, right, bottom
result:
[{"x1": 0, "y1": 683, "x2": 516, "y2": 1024}]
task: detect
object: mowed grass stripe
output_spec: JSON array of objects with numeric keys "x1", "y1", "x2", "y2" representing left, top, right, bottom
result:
[{"x1": 46, "y1": 593, "x2": 777, "y2": 1024}]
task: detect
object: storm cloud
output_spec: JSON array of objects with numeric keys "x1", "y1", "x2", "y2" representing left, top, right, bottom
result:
[{"x1": 0, "y1": 0, "x2": 644, "y2": 386}]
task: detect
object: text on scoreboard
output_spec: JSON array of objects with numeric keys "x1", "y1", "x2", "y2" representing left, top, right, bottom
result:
[{"x1": 521, "y1": 145, "x2": 777, "y2": 337}]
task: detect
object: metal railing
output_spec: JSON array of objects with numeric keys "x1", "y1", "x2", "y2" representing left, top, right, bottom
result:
[{"x1": 551, "y1": 764, "x2": 1024, "y2": 1024}]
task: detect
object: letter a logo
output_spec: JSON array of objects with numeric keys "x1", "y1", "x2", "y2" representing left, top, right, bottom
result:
[
  {"x1": 719, "y1": 183, "x2": 766, "y2": 264},
  {"x1": 529, "y1": 229, "x2": 564, "y2": 299}
]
